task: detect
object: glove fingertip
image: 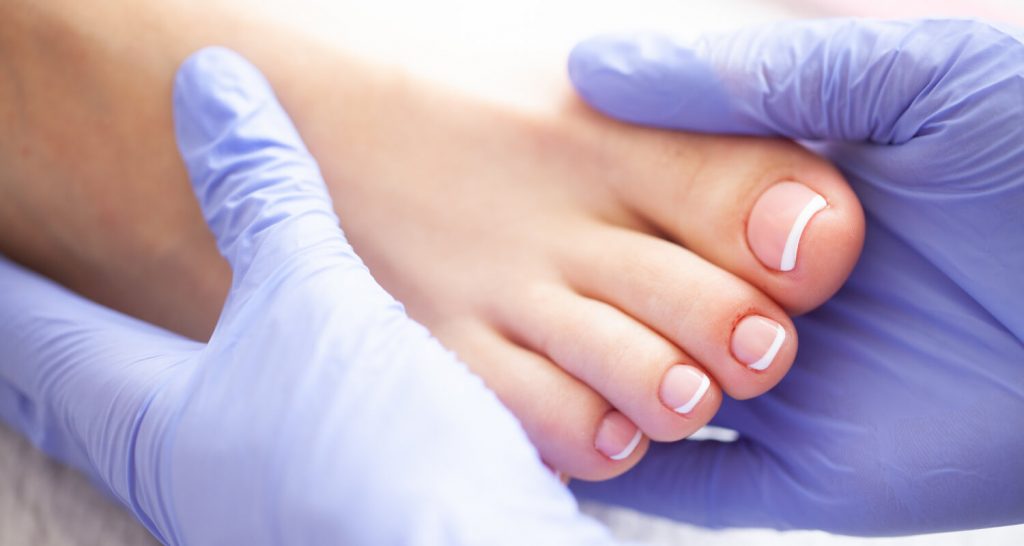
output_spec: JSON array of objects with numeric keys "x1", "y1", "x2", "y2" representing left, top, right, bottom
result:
[
  {"x1": 173, "y1": 47, "x2": 275, "y2": 164},
  {"x1": 171, "y1": 47, "x2": 339, "y2": 269},
  {"x1": 568, "y1": 33, "x2": 740, "y2": 133}
]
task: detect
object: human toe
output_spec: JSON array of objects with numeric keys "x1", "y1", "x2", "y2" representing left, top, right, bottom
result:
[
  {"x1": 494, "y1": 282, "x2": 722, "y2": 443},
  {"x1": 562, "y1": 226, "x2": 797, "y2": 400},
  {"x1": 438, "y1": 319, "x2": 649, "y2": 480}
]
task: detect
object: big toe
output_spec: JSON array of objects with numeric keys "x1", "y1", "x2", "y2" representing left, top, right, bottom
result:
[
  {"x1": 743, "y1": 174, "x2": 864, "y2": 313},
  {"x1": 596, "y1": 127, "x2": 865, "y2": 315}
]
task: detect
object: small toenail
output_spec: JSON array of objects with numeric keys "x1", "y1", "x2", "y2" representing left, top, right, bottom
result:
[
  {"x1": 747, "y1": 181, "x2": 827, "y2": 272},
  {"x1": 731, "y1": 315, "x2": 786, "y2": 371},
  {"x1": 595, "y1": 411, "x2": 643, "y2": 461},
  {"x1": 660, "y1": 365, "x2": 711, "y2": 414}
]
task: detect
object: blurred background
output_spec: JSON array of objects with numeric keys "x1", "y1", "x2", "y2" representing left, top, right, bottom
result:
[{"x1": 2, "y1": 0, "x2": 1022, "y2": 544}]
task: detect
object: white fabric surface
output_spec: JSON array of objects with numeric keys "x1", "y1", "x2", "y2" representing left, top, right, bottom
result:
[{"x1": 0, "y1": 423, "x2": 158, "y2": 545}]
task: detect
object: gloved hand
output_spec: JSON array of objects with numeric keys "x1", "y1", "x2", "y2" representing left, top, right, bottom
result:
[
  {"x1": 0, "y1": 47, "x2": 616, "y2": 546},
  {"x1": 567, "y1": 19, "x2": 1024, "y2": 535}
]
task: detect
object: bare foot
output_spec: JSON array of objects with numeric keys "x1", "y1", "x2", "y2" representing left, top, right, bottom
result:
[
  {"x1": 0, "y1": 0, "x2": 864, "y2": 481},
  {"x1": 308, "y1": 76, "x2": 863, "y2": 479}
]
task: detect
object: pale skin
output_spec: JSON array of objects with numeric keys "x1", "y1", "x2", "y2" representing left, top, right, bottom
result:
[{"x1": 0, "y1": 0, "x2": 864, "y2": 479}]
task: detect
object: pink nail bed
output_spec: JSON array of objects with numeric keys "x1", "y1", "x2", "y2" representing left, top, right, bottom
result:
[
  {"x1": 732, "y1": 315, "x2": 786, "y2": 371},
  {"x1": 595, "y1": 411, "x2": 642, "y2": 461},
  {"x1": 748, "y1": 181, "x2": 827, "y2": 272}
]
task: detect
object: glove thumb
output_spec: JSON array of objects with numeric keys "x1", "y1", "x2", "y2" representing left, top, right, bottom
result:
[{"x1": 173, "y1": 46, "x2": 346, "y2": 293}]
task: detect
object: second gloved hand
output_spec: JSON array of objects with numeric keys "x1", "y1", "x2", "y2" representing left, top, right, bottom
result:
[
  {"x1": 0, "y1": 48, "x2": 615, "y2": 545},
  {"x1": 568, "y1": 19, "x2": 1024, "y2": 535}
]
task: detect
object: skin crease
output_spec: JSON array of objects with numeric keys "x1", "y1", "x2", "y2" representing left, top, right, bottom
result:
[{"x1": 0, "y1": 0, "x2": 863, "y2": 479}]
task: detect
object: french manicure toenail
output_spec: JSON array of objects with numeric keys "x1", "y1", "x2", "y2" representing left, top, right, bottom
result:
[
  {"x1": 781, "y1": 193, "x2": 827, "y2": 271},
  {"x1": 732, "y1": 315, "x2": 786, "y2": 371},
  {"x1": 748, "y1": 181, "x2": 827, "y2": 272},
  {"x1": 596, "y1": 411, "x2": 643, "y2": 461},
  {"x1": 660, "y1": 365, "x2": 711, "y2": 415},
  {"x1": 609, "y1": 430, "x2": 642, "y2": 461}
]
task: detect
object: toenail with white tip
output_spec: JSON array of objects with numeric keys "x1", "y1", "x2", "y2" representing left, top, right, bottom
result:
[
  {"x1": 609, "y1": 430, "x2": 643, "y2": 461},
  {"x1": 748, "y1": 181, "x2": 828, "y2": 273},
  {"x1": 596, "y1": 411, "x2": 643, "y2": 461},
  {"x1": 732, "y1": 315, "x2": 787, "y2": 371},
  {"x1": 780, "y1": 193, "x2": 827, "y2": 271},
  {"x1": 660, "y1": 365, "x2": 711, "y2": 415}
]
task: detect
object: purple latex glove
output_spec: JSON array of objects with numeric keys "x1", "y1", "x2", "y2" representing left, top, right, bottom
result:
[
  {"x1": 0, "y1": 47, "x2": 616, "y2": 545},
  {"x1": 567, "y1": 19, "x2": 1024, "y2": 535}
]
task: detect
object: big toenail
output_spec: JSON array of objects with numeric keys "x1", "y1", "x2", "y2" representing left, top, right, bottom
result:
[
  {"x1": 731, "y1": 315, "x2": 786, "y2": 371},
  {"x1": 748, "y1": 181, "x2": 827, "y2": 272},
  {"x1": 660, "y1": 365, "x2": 711, "y2": 415},
  {"x1": 595, "y1": 411, "x2": 643, "y2": 461}
]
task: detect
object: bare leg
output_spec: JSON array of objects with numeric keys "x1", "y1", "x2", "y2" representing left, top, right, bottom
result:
[{"x1": 0, "y1": 0, "x2": 863, "y2": 479}]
